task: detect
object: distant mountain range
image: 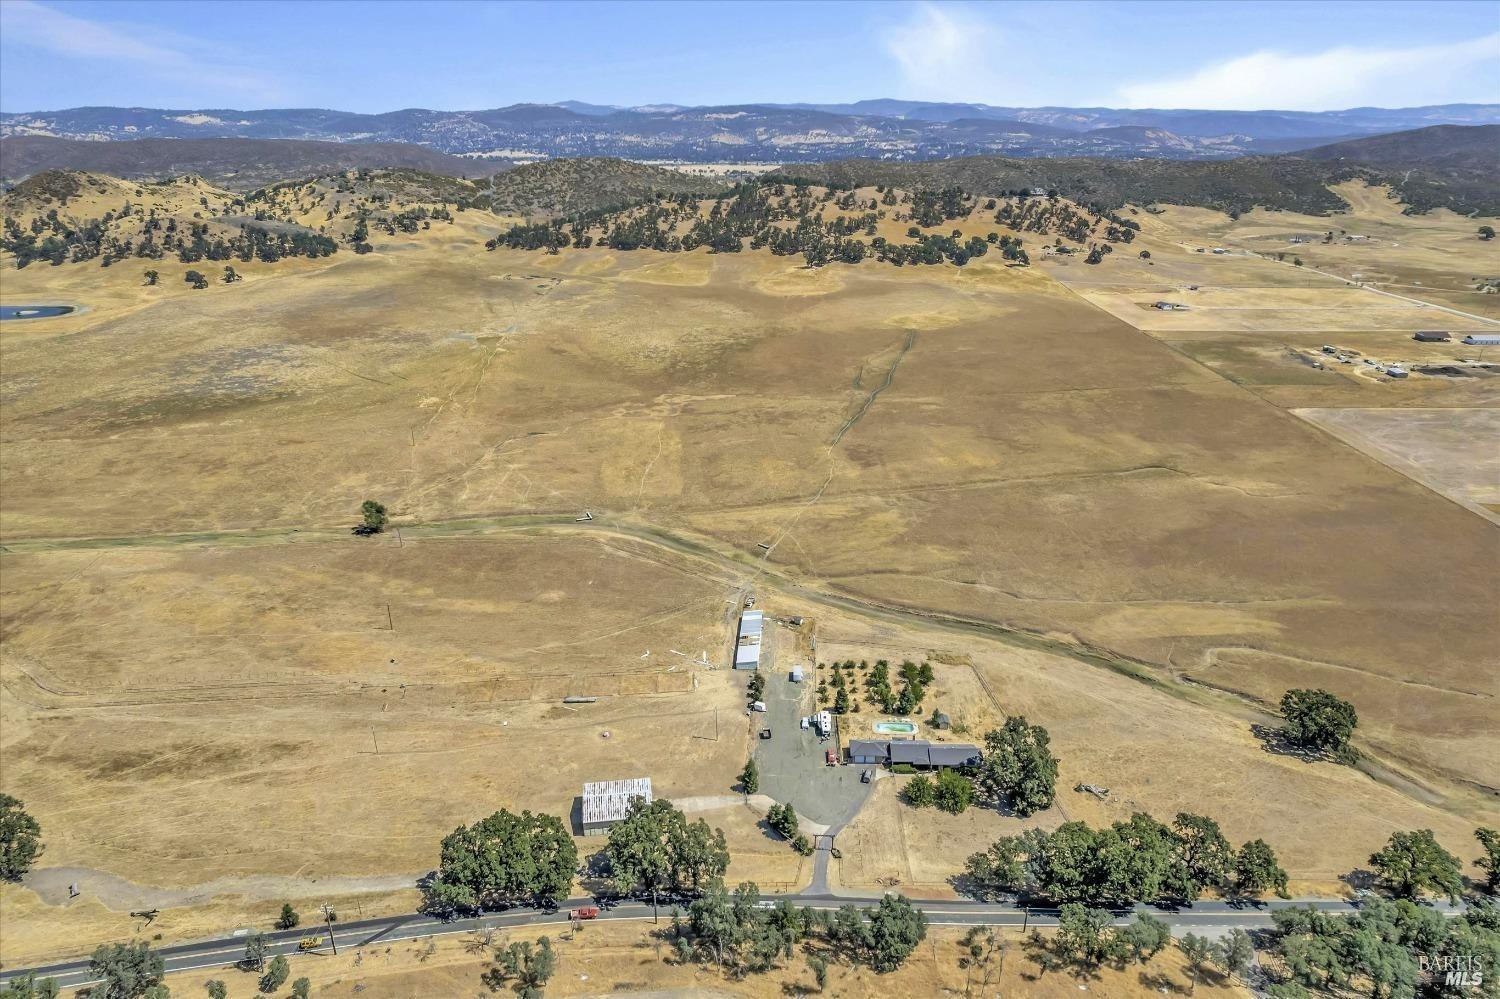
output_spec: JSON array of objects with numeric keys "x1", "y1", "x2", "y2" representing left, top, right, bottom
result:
[
  {"x1": 0, "y1": 136, "x2": 508, "y2": 191},
  {"x1": 3, "y1": 102, "x2": 1495, "y2": 163}
]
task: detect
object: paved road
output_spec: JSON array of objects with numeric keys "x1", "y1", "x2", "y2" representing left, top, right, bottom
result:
[{"x1": 2, "y1": 893, "x2": 1436, "y2": 992}]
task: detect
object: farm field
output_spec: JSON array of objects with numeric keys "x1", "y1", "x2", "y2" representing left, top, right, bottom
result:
[{"x1": 2, "y1": 177, "x2": 1497, "y2": 967}]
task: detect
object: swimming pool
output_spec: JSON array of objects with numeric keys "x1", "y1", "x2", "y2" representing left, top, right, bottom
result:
[
  {"x1": 1, "y1": 305, "x2": 76, "y2": 321},
  {"x1": 873, "y1": 720, "x2": 918, "y2": 735}
]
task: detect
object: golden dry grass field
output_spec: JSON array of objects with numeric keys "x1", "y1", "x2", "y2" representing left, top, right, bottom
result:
[{"x1": 1, "y1": 179, "x2": 1496, "y2": 966}]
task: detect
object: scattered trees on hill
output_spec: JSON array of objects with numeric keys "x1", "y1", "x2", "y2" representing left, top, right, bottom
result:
[
  {"x1": 974, "y1": 717, "x2": 1058, "y2": 816},
  {"x1": 424, "y1": 808, "x2": 577, "y2": 914},
  {"x1": 88, "y1": 941, "x2": 166, "y2": 999},
  {"x1": 605, "y1": 799, "x2": 729, "y2": 908},
  {"x1": 1279, "y1": 688, "x2": 1358, "y2": 762},
  {"x1": 964, "y1": 812, "x2": 1288, "y2": 904},
  {"x1": 1, "y1": 208, "x2": 336, "y2": 270},
  {"x1": 0, "y1": 794, "x2": 43, "y2": 881},
  {"x1": 1480, "y1": 225, "x2": 1495, "y2": 240},
  {"x1": 1368, "y1": 828, "x2": 1463, "y2": 902},
  {"x1": 276, "y1": 902, "x2": 299, "y2": 929},
  {"x1": 486, "y1": 181, "x2": 1145, "y2": 270}
]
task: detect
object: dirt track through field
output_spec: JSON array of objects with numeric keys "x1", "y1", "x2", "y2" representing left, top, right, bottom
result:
[{"x1": 831, "y1": 329, "x2": 916, "y2": 447}]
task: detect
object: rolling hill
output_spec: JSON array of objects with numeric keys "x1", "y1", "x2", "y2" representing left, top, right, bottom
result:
[
  {"x1": 0, "y1": 136, "x2": 508, "y2": 191},
  {"x1": 482, "y1": 157, "x2": 724, "y2": 216},
  {"x1": 1295, "y1": 124, "x2": 1500, "y2": 216}
]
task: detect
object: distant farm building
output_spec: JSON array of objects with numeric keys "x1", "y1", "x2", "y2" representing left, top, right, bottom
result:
[
  {"x1": 1154, "y1": 301, "x2": 1187, "y2": 311},
  {"x1": 1463, "y1": 334, "x2": 1500, "y2": 346},
  {"x1": 734, "y1": 610, "x2": 763, "y2": 669},
  {"x1": 581, "y1": 777, "x2": 652, "y2": 835},
  {"x1": 1413, "y1": 331, "x2": 1450, "y2": 342},
  {"x1": 789, "y1": 666, "x2": 804, "y2": 683},
  {"x1": 856, "y1": 739, "x2": 982, "y2": 770}
]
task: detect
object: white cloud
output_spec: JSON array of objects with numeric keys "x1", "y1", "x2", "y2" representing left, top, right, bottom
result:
[
  {"x1": 1117, "y1": 34, "x2": 1500, "y2": 111},
  {"x1": 883, "y1": 3, "x2": 1008, "y2": 103},
  {"x1": 0, "y1": 0, "x2": 284, "y2": 104}
]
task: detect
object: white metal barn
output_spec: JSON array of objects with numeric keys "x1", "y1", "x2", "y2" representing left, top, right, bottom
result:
[
  {"x1": 581, "y1": 777, "x2": 652, "y2": 835},
  {"x1": 734, "y1": 610, "x2": 764, "y2": 669}
]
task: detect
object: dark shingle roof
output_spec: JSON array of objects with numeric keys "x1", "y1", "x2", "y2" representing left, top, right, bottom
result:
[
  {"x1": 926, "y1": 744, "x2": 982, "y2": 768},
  {"x1": 848, "y1": 739, "x2": 889, "y2": 759},
  {"x1": 889, "y1": 741, "x2": 930, "y2": 765}
]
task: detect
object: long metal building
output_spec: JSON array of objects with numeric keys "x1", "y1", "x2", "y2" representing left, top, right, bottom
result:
[{"x1": 734, "y1": 610, "x2": 764, "y2": 669}]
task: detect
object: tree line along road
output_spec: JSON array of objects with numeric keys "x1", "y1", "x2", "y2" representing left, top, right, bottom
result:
[{"x1": 1, "y1": 893, "x2": 1457, "y2": 992}]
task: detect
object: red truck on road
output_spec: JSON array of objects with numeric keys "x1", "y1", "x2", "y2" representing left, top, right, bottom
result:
[{"x1": 570, "y1": 906, "x2": 600, "y2": 920}]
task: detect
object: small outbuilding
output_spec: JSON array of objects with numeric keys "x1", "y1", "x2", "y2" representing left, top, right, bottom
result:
[
  {"x1": 1413, "y1": 331, "x2": 1450, "y2": 342},
  {"x1": 582, "y1": 777, "x2": 652, "y2": 835},
  {"x1": 789, "y1": 666, "x2": 804, "y2": 683}
]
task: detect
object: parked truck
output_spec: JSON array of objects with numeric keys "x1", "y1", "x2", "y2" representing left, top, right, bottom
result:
[{"x1": 570, "y1": 906, "x2": 600, "y2": 921}]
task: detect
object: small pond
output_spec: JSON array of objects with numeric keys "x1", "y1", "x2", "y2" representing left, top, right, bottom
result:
[{"x1": 1, "y1": 305, "x2": 76, "y2": 321}]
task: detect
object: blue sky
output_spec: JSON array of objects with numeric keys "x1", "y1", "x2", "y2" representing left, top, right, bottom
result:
[{"x1": 2, "y1": 0, "x2": 1497, "y2": 113}]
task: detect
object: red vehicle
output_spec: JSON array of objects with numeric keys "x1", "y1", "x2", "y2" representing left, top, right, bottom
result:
[
  {"x1": 825, "y1": 749, "x2": 837, "y2": 766},
  {"x1": 570, "y1": 906, "x2": 600, "y2": 920}
]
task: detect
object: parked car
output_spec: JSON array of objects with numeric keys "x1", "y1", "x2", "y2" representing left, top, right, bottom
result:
[
  {"x1": 759, "y1": 728, "x2": 772, "y2": 740},
  {"x1": 752, "y1": 700, "x2": 767, "y2": 712},
  {"x1": 800, "y1": 717, "x2": 810, "y2": 730},
  {"x1": 825, "y1": 749, "x2": 837, "y2": 766},
  {"x1": 861, "y1": 769, "x2": 872, "y2": 783}
]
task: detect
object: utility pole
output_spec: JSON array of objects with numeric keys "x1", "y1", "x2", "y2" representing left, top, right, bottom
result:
[{"x1": 321, "y1": 903, "x2": 338, "y2": 954}]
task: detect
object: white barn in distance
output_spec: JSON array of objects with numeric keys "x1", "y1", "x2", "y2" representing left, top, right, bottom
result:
[{"x1": 581, "y1": 777, "x2": 652, "y2": 835}]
